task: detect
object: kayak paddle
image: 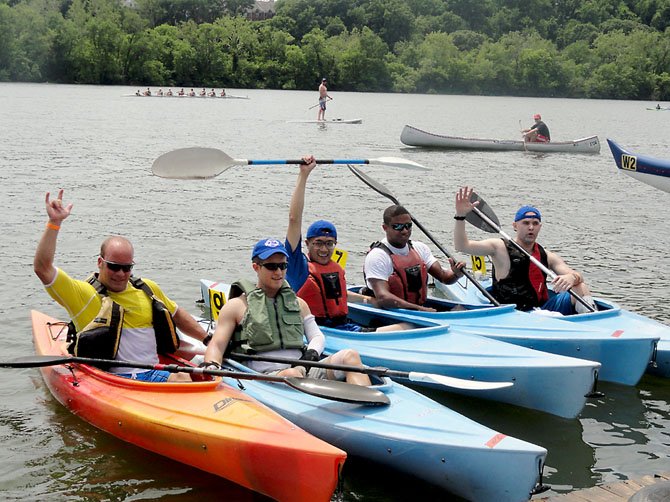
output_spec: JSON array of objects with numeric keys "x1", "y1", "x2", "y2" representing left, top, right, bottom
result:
[
  {"x1": 152, "y1": 147, "x2": 428, "y2": 179},
  {"x1": 465, "y1": 192, "x2": 596, "y2": 313},
  {"x1": 2, "y1": 355, "x2": 390, "y2": 406},
  {"x1": 347, "y1": 165, "x2": 501, "y2": 306},
  {"x1": 228, "y1": 353, "x2": 513, "y2": 391}
]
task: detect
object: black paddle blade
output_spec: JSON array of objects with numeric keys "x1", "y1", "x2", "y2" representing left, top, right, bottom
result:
[
  {"x1": 348, "y1": 165, "x2": 400, "y2": 205},
  {"x1": 466, "y1": 192, "x2": 501, "y2": 233},
  {"x1": 286, "y1": 377, "x2": 390, "y2": 406},
  {"x1": 1, "y1": 355, "x2": 74, "y2": 368}
]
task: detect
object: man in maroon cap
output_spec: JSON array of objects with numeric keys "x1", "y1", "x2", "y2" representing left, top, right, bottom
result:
[{"x1": 522, "y1": 113, "x2": 551, "y2": 142}]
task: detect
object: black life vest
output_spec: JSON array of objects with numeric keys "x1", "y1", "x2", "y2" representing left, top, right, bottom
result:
[{"x1": 492, "y1": 240, "x2": 549, "y2": 311}]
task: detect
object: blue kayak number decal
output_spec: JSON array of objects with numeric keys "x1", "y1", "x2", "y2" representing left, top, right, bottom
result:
[{"x1": 621, "y1": 154, "x2": 637, "y2": 171}]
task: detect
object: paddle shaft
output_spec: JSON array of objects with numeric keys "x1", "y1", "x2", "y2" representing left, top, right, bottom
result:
[
  {"x1": 231, "y1": 353, "x2": 412, "y2": 379},
  {"x1": 408, "y1": 216, "x2": 501, "y2": 306},
  {"x1": 470, "y1": 206, "x2": 596, "y2": 312},
  {"x1": 3, "y1": 355, "x2": 389, "y2": 405},
  {"x1": 249, "y1": 159, "x2": 373, "y2": 166},
  {"x1": 227, "y1": 353, "x2": 512, "y2": 391},
  {"x1": 308, "y1": 97, "x2": 332, "y2": 109}
]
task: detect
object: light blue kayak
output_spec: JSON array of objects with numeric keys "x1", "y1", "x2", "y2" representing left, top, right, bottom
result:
[
  {"x1": 217, "y1": 358, "x2": 548, "y2": 502},
  {"x1": 436, "y1": 278, "x2": 669, "y2": 379},
  {"x1": 200, "y1": 280, "x2": 600, "y2": 419},
  {"x1": 345, "y1": 284, "x2": 658, "y2": 386}
]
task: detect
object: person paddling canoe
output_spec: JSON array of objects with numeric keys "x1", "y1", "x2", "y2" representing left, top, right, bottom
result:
[{"x1": 522, "y1": 113, "x2": 550, "y2": 143}]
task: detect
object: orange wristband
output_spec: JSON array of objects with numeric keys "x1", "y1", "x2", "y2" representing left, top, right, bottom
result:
[{"x1": 46, "y1": 222, "x2": 61, "y2": 231}]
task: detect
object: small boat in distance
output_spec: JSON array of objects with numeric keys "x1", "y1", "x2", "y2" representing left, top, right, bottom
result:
[
  {"x1": 400, "y1": 124, "x2": 600, "y2": 153},
  {"x1": 607, "y1": 139, "x2": 670, "y2": 193},
  {"x1": 288, "y1": 118, "x2": 363, "y2": 124},
  {"x1": 123, "y1": 92, "x2": 249, "y2": 99}
]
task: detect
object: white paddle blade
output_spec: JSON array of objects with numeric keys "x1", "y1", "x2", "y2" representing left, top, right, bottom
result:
[
  {"x1": 152, "y1": 147, "x2": 238, "y2": 179},
  {"x1": 408, "y1": 371, "x2": 514, "y2": 390},
  {"x1": 372, "y1": 157, "x2": 430, "y2": 171}
]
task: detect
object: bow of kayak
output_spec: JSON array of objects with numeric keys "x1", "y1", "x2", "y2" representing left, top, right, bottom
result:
[{"x1": 31, "y1": 310, "x2": 345, "y2": 502}]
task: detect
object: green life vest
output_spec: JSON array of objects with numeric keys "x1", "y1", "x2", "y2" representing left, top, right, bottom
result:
[
  {"x1": 229, "y1": 279, "x2": 304, "y2": 354},
  {"x1": 66, "y1": 275, "x2": 180, "y2": 359}
]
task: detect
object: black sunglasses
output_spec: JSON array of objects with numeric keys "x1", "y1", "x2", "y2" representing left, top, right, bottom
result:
[
  {"x1": 260, "y1": 262, "x2": 288, "y2": 271},
  {"x1": 390, "y1": 222, "x2": 412, "y2": 231},
  {"x1": 101, "y1": 258, "x2": 134, "y2": 273}
]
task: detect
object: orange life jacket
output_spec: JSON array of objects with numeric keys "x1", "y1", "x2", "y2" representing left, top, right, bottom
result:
[{"x1": 297, "y1": 260, "x2": 349, "y2": 323}]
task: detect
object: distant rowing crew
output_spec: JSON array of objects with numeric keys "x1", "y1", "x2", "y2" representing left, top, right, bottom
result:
[{"x1": 134, "y1": 87, "x2": 229, "y2": 98}]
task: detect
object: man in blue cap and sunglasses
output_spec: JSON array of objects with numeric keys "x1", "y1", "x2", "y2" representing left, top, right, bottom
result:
[
  {"x1": 453, "y1": 186, "x2": 595, "y2": 314},
  {"x1": 201, "y1": 237, "x2": 371, "y2": 385}
]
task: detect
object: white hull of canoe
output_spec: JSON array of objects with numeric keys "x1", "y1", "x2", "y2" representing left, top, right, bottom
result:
[
  {"x1": 200, "y1": 279, "x2": 599, "y2": 418},
  {"x1": 400, "y1": 125, "x2": 601, "y2": 153},
  {"x1": 289, "y1": 118, "x2": 363, "y2": 124}
]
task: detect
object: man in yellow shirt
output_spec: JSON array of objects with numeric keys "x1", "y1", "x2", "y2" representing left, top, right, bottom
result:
[{"x1": 34, "y1": 190, "x2": 208, "y2": 382}]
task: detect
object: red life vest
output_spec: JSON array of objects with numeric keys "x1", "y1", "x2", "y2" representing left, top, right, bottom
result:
[
  {"x1": 372, "y1": 242, "x2": 428, "y2": 305},
  {"x1": 297, "y1": 260, "x2": 349, "y2": 322}
]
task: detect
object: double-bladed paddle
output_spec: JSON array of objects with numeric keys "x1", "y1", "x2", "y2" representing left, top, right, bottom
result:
[
  {"x1": 2, "y1": 355, "x2": 390, "y2": 406},
  {"x1": 347, "y1": 165, "x2": 501, "y2": 306},
  {"x1": 152, "y1": 147, "x2": 428, "y2": 179},
  {"x1": 228, "y1": 353, "x2": 513, "y2": 391},
  {"x1": 465, "y1": 193, "x2": 596, "y2": 313}
]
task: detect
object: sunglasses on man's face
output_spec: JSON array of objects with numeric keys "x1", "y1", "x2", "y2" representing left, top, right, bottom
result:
[
  {"x1": 390, "y1": 222, "x2": 412, "y2": 231},
  {"x1": 101, "y1": 258, "x2": 134, "y2": 273},
  {"x1": 260, "y1": 262, "x2": 288, "y2": 271}
]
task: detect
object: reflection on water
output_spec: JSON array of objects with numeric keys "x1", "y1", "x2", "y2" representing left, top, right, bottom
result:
[{"x1": 1, "y1": 83, "x2": 670, "y2": 500}]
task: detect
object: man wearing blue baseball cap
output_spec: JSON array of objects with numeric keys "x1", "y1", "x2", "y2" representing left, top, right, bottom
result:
[
  {"x1": 454, "y1": 186, "x2": 595, "y2": 314},
  {"x1": 284, "y1": 158, "x2": 409, "y2": 332},
  {"x1": 202, "y1": 237, "x2": 371, "y2": 385}
]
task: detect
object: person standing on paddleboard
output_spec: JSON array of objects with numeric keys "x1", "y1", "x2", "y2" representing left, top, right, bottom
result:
[{"x1": 317, "y1": 78, "x2": 331, "y2": 121}]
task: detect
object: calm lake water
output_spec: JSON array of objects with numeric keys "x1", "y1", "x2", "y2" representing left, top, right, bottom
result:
[{"x1": 1, "y1": 82, "x2": 669, "y2": 501}]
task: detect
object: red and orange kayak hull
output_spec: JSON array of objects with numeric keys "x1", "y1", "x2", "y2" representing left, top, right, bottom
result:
[{"x1": 31, "y1": 310, "x2": 345, "y2": 501}]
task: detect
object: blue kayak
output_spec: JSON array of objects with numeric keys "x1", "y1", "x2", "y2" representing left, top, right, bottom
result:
[
  {"x1": 607, "y1": 139, "x2": 670, "y2": 193},
  {"x1": 436, "y1": 278, "x2": 668, "y2": 378},
  {"x1": 217, "y1": 358, "x2": 548, "y2": 502},
  {"x1": 200, "y1": 280, "x2": 600, "y2": 419},
  {"x1": 345, "y1": 285, "x2": 658, "y2": 386}
]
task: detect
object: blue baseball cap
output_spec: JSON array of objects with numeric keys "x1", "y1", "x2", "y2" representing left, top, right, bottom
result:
[
  {"x1": 514, "y1": 205, "x2": 542, "y2": 222},
  {"x1": 306, "y1": 220, "x2": 337, "y2": 240},
  {"x1": 252, "y1": 238, "x2": 289, "y2": 260}
]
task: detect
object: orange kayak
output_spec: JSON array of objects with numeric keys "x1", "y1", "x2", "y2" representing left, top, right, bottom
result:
[{"x1": 31, "y1": 310, "x2": 345, "y2": 501}]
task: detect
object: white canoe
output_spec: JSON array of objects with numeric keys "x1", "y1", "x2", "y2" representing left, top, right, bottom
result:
[
  {"x1": 289, "y1": 118, "x2": 363, "y2": 124},
  {"x1": 400, "y1": 124, "x2": 600, "y2": 153}
]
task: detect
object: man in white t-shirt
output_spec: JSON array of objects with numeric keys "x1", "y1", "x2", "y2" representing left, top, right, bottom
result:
[{"x1": 363, "y1": 205, "x2": 466, "y2": 312}]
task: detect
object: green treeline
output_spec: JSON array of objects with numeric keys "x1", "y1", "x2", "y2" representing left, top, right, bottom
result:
[{"x1": 2, "y1": 0, "x2": 670, "y2": 99}]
